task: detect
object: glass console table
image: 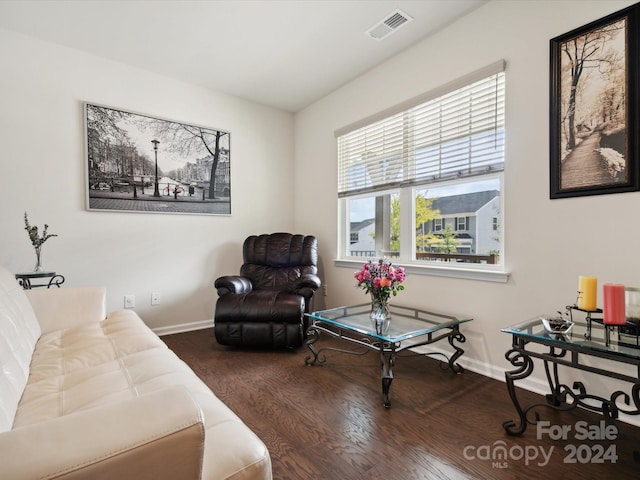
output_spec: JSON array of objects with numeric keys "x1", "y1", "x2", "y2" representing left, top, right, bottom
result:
[
  {"x1": 502, "y1": 313, "x2": 640, "y2": 436},
  {"x1": 305, "y1": 303, "x2": 472, "y2": 407}
]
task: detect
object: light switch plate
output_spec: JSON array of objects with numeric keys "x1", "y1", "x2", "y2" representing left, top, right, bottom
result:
[
  {"x1": 151, "y1": 292, "x2": 161, "y2": 306},
  {"x1": 124, "y1": 295, "x2": 135, "y2": 308}
]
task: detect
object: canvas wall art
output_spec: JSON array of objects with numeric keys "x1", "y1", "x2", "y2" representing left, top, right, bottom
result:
[
  {"x1": 85, "y1": 103, "x2": 231, "y2": 215},
  {"x1": 549, "y1": 4, "x2": 640, "y2": 198}
]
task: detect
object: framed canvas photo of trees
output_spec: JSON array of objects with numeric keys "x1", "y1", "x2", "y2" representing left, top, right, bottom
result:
[
  {"x1": 549, "y1": 4, "x2": 640, "y2": 199},
  {"x1": 85, "y1": 103, "x2": 231, "y2": 215}
]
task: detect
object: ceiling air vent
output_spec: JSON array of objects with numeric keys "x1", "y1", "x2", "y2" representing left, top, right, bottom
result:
[{"x1": 366, "y1": 9, "x2": 413, "y2": 41}]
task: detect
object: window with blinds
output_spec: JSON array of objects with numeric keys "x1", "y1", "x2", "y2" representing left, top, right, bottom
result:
[
  {"x1": 337, "y1": 63, "x2": 505, "y2": 198},
  {"x1": 337, "y1": 62, "x2": 505, "y2": 272}
]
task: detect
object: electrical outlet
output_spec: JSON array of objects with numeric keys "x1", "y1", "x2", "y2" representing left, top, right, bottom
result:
[
  {"x1": 151, "y1": 292, "x2": 161, "y2": 306},
  {"x1": 322, "y1": 285, "x2": 328, "y2": 297},
  {"x1": 124, "y1": 295, "x2": 135, "y2": 309}
]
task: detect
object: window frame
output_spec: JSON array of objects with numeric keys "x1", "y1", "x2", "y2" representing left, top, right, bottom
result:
[
  {"x1": 455, "y1": 216, "x2": 468, "y2": 232},
  {"x1": 336, "y1": 62, "x2": 509, "y2": 283}
]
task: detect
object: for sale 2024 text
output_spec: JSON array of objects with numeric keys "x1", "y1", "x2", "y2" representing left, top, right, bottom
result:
[{"x1": 538, "y1": 420, "x2": 618, "y2": 464}]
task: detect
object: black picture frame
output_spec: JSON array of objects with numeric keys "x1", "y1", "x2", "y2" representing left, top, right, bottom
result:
[
  {"x1": 550, "y1": 3, "x2": 640, "y2": 199},
  {"x1": 85, "y1": 103, "x2": 231, "y2": 215}
]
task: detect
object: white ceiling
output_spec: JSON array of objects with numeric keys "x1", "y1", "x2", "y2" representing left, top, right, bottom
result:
[{"x1": 0, "y1": 0, "x2": 486, "y2": 112}]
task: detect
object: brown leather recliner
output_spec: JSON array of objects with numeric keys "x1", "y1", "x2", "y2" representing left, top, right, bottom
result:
[{"x1": 214, "y1": 233, "x2": 321, "y2": 348}]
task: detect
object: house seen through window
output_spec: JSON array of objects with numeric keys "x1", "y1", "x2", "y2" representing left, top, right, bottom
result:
[{"x1": 337, "y1": 62, "x2": 505, "y2": 268}]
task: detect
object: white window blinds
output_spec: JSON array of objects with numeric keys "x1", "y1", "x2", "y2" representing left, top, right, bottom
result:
[{"x1": 337, "y1": 61, "x2": 505, "y2": 197}]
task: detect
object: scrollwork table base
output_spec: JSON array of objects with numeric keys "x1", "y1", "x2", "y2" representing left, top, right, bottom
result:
[
  {"x1": 305, "y1": 303, "x2": 472, "y2": 408},
  {"x1": 502, "y1": 318, "x2": 640, "y2": 436},
  {"x1": 15, "y1": 271, "x2": 65, "y2": 290}
]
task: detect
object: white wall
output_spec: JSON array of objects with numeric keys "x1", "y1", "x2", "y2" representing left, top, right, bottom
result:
[
  {"x1": 294, "y1": 0, "x2": 640, "y2": 424},
  {"x1": 0, "y1": 27, "x2": 295, "y2": 332}
]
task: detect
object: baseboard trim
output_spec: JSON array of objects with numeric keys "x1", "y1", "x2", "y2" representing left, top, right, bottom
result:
[{"x1": 153, "y1": 319, "x2": 212, "y2": 337}]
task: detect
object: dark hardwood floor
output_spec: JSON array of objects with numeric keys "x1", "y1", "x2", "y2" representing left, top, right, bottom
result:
[{"x1": 162, "y1": 329, "x2": 640, "y2": 479}]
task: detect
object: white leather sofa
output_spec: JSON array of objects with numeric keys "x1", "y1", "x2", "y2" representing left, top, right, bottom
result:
[{"x1": 0, "y1": 266, "x2": 272, "y2": 479}]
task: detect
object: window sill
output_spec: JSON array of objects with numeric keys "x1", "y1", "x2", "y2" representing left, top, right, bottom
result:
[{"x1": 335, "y1": 259, "x2": 510, "y2": 283}]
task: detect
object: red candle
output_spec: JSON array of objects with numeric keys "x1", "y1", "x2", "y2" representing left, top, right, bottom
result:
[{"x1": 603, "y1": 283, "x2": 626, "y2": 325}]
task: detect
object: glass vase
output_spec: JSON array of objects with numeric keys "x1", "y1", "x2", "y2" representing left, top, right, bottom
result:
[
  {"x1": 33, "y1": 246, "x2": 43, "y2": 273},
  {"x1": 370, "y1": 296, "x2": 391, "y2": 335}
]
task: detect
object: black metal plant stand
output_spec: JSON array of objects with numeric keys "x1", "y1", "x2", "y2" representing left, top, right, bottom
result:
[
  {"x1": 15, "y1": 271, "x2": 65, "y2": 290},
  {"x1": 567, "y1": 305, "x2": 640, "y2": 348}
]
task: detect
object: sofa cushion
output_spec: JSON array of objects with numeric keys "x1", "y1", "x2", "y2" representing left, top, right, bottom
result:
[
  {"x1": 0, "y1": 269, "x2": 41, "y2": 433},
  {"x1": 14, "y1": 310, "x2": 183, "y2": 427}
]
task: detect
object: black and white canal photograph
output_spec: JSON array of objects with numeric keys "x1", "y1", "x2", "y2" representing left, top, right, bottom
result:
[
  {"x1": 85, "y1": 103, "x2": 231, "y2": 215},
  {"x1": 550, "y1": 4, "x2": 640, "y2": 198}
]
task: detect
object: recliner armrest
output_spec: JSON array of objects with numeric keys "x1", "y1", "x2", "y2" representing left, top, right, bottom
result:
[
  {"x1": 215, "y1": 275, "x2": 253, "y2": 296},
  {"x1": 291, "y1": 274, "x2": 321, "y2": 294},
  {"x1": 292, "y1": 274, "x2": 322, "y2": 312},
  {"x1": 0, "y1": 386, "x2": 205, "y2": 480}
]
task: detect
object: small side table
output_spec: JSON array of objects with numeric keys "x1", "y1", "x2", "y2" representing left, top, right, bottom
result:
[
  {"x1": 15, "y1": 271, "x2": 65, "y2": 290},
  {"x1": 501, "y1": 316, "x2": 640, "y2": 436}
]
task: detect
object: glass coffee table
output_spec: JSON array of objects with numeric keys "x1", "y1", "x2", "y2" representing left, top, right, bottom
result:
[{"x1": 304, "y1": 303, "x2": 473, "y2": 407}]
